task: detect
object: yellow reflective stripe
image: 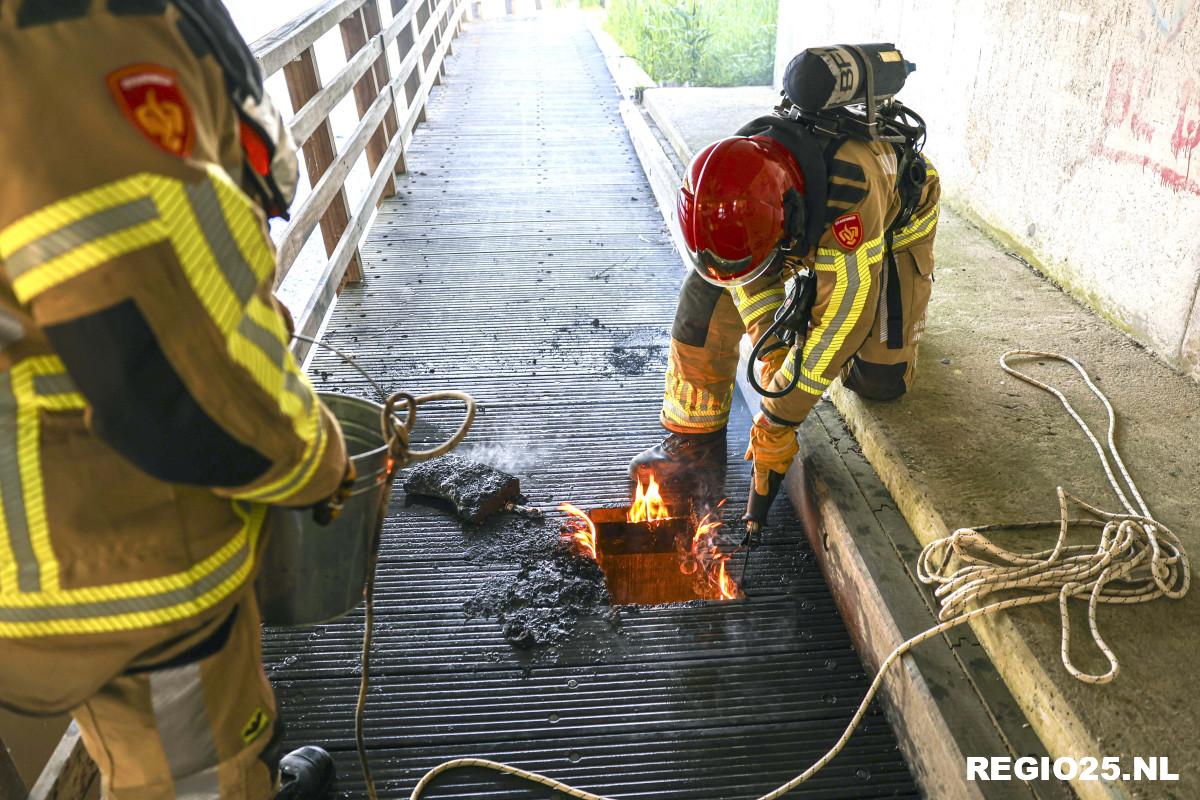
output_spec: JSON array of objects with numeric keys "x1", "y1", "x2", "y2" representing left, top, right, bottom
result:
[
  {"x1": 157, "y1": 179, "x2": 243, "y2": 332},
  {"x1": 237, "y1": 299, "x2": 309, "y2": 417},
  {"x1": 0, "y1": 357, "x2": 88, "y2": 596},
  {"x1": 662, "y1": 399, "x2": 728, "y2": 430},
  {"x1": 731, "y1": 284, "x2": 785, "y2": 326},
  {"x1": 804, "y1": 236, "x2": 882, "y2": 380},
  {"x1": 662, "y1": 366, "x2": 732, "y2": 430},
  {"x1": 0, "y1": 177, "x2": 149, "y2": 255},
  {"x1": 11, "y1": 364, "x2": 54, "y2": 593},
  {"x1": 665, "y1": 367, "x2": 731, "y2": 412},
  {"x1": 777, "y1": 350, "x2": 831, "y2": 396},
  {"x1": 663, "y1": 393, "x2": 729, "y2": 421},
  {"x1": 0, "y1": 504, "x2": 265, "y2": 637},
  {"x1": 209, "y1": 171, "x2": 276, "y2": 283},
  {"x1": 10, "y1": 221, "x2": 165, "y2": 303},
  {"x1": 893, "y1": 204, "x2": 939, "y2": 250}
]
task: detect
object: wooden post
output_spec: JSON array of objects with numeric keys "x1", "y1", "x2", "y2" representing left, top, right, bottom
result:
[
  {"x1": 340, "y1": 3, "x2": 397, "y2": 200},
  {"x1": 426, "y1": 0, "x2": 444, "y2": 86},
  {"x1": 361, "y1": 0, "x2": 401, "y2": 158},
  {"x1": 283, "y1": 47, "x2": 364, "y2": 284},
  {"x1": 394, "y1": 0, "x2": 429, "y2": 127},
  {"x1": 504, "y1": 0, "x2": 514, "y2": 15}
]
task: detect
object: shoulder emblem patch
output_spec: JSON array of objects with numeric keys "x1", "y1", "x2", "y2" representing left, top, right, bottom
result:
[
  {"x1": 831, "y1": 212, "x2": 864, "y2": 251},
  {"x1": 106, "y1": 64, "x2": 195, "y2": 158}
]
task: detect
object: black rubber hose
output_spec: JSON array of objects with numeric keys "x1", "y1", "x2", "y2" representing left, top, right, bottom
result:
[{"x1": 746, "y1": 313, "x2": 801, "y2": 398}]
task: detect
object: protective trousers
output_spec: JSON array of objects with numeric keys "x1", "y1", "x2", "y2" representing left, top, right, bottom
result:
[{"x1": 71, "y1": 590, "x2": 282, "y2": 800}]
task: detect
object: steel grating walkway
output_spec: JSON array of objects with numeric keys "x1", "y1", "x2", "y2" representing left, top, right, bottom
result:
[{"x1": 263, "y1": 13, "x2": 919, "y2": 800}]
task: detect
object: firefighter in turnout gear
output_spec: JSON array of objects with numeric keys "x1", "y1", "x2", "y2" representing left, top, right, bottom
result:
[
  {"x1": 631, "y1": 44, "x2": 939, "y2": 534},
  {"x1": 1, "y1": 2, "x2": 352, "y2": 797}
]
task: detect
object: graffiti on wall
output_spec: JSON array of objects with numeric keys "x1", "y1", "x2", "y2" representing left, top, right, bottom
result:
[
  {"x1": 1096, "y1": 60, "x2": 1200, "y2": 196},
  {"x1": 1146, "y1": 0, "x2": 1188, "y2": 41}
]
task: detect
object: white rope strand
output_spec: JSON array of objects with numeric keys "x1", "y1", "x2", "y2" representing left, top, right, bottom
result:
[{"x1": 409, "y1": 351, "x2": 1189, "y2": 800}]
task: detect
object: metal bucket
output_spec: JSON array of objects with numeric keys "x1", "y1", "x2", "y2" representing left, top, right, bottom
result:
[{"x1": 256, "y1": 392, "x2": 392, "y2": 627}]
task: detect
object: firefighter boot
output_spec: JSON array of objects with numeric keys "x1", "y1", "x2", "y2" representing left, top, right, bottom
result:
[
  {"x1": 277, "y1": 745, "x2": 336, "y2": 798},
  {"x1": 629, "y1": 429, "x2": 728, "y2": 511}
]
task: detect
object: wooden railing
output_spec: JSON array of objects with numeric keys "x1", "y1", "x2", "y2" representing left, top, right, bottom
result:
[
  {"x1": 6, "y1": 2, "x2": 468, "y2": 797},
  {"x1": 254, "y1": 0, "x2": 470, "y2": 358}
]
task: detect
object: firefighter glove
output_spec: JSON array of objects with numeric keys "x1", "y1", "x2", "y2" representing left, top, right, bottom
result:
[
  {"x1": 311, "y1": 460, "x2": 356, "y2": 526},
  {"x1": 744, "y1": 412, "x2": 798, "y2": 496}
]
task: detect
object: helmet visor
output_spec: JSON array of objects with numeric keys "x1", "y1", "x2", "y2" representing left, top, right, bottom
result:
[{"x1": 686, "y1": 242, "x2": 782, "y2": 288}]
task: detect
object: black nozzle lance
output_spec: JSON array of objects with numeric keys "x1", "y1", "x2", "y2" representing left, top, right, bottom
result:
[{"x1": 743, "y1": 469, "x2": 785, "y2": 539}]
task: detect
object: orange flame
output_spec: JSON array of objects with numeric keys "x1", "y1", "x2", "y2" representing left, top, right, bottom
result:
[
  {"x1": 687, "y1": 507, "x2": 741, "y2": 600},
  {"x1": 691, "y1": 510, "x2": 722, "y2": 550},
  {"x1": 715, "y1": 559, "x2": 737, "y2": 600},
  {"x1": 560, "y1": 502, "x2": 597, "y2": 559},
  {"x1": 629, "y1": 475, "x2": 671, "y2": 523}
]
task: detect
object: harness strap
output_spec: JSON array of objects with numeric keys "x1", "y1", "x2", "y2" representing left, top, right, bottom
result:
[{"x1": 884, "y1": 229, "x2": 904, "y2": 349}]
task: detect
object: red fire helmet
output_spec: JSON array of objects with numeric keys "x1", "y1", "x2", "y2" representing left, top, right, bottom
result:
[{"x1": 677, "y1": 135, "x2": 806, "y2": 288}]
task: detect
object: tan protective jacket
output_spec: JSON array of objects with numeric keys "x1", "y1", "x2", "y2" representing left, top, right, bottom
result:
[{"x1": 0, "y1": 1, "x2": 346, "y2": 712}]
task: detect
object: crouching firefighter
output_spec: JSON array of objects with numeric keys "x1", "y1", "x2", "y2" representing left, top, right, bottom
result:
[
  {"x1": 632, "y1": 44, "x2": 940, "y2": 542},
  {"x1": 1, "y1": 2, "x2": 358, "y2": 797}
]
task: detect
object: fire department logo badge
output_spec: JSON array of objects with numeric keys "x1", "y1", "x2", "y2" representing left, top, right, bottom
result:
[
  {"x1": 832, "y1": 212, "x2": 864, "y2": 251},
  {"x1": 106, "y1": 64, "x2": 195, "y2": 158}
]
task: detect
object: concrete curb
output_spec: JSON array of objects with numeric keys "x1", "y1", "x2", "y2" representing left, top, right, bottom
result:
[
  {"x1": 641, "y1": 90, "x2": 694, "y2": 166},
  {"x1": 616, "y1": 101, "x2": 691, "y2": 276}
]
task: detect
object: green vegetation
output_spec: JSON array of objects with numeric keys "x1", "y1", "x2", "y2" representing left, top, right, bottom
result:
[{"x1": 603, "y1": 0, "x2": 777, "y2": 86}]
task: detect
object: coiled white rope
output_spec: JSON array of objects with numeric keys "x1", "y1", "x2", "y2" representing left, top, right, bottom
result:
[{"x1": 408, "y1": 351, "x2": 1189, "y2": 800}]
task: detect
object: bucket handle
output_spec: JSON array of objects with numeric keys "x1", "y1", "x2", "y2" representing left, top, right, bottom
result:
[
  {"x1": 290, "y1": 333, "x2": 477, "y2": 467},
  {"x1": 382, "y1": 390, "x2": 476, "y2": 467}
]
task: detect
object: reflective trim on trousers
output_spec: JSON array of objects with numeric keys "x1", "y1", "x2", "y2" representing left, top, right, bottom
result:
[{"x1": 150, "y1": 663, "x2": 222, "y2": 799}]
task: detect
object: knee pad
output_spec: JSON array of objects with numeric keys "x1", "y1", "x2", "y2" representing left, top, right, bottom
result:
[{"x1": 843, "y1": 358, "x2": 908, "y2": 401}]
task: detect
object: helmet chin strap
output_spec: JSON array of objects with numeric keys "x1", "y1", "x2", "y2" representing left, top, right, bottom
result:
[{"x1": 780, "y1": 187, "x2": 807, "y2": 253}]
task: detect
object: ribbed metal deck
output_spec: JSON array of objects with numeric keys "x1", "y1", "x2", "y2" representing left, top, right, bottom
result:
[{"x1": 263, "y1": 13, "x2": 918, "y2": 799}]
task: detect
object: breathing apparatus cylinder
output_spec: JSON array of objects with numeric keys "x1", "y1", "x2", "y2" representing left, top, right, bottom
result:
[{"x1": 783, "y1": 44, "x2": 916, "y2": 112}]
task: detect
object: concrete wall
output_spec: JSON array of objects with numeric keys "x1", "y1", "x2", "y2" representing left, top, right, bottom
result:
[{"x1": 775, "y1": 0, "x2": 1200, "y2": 379}]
